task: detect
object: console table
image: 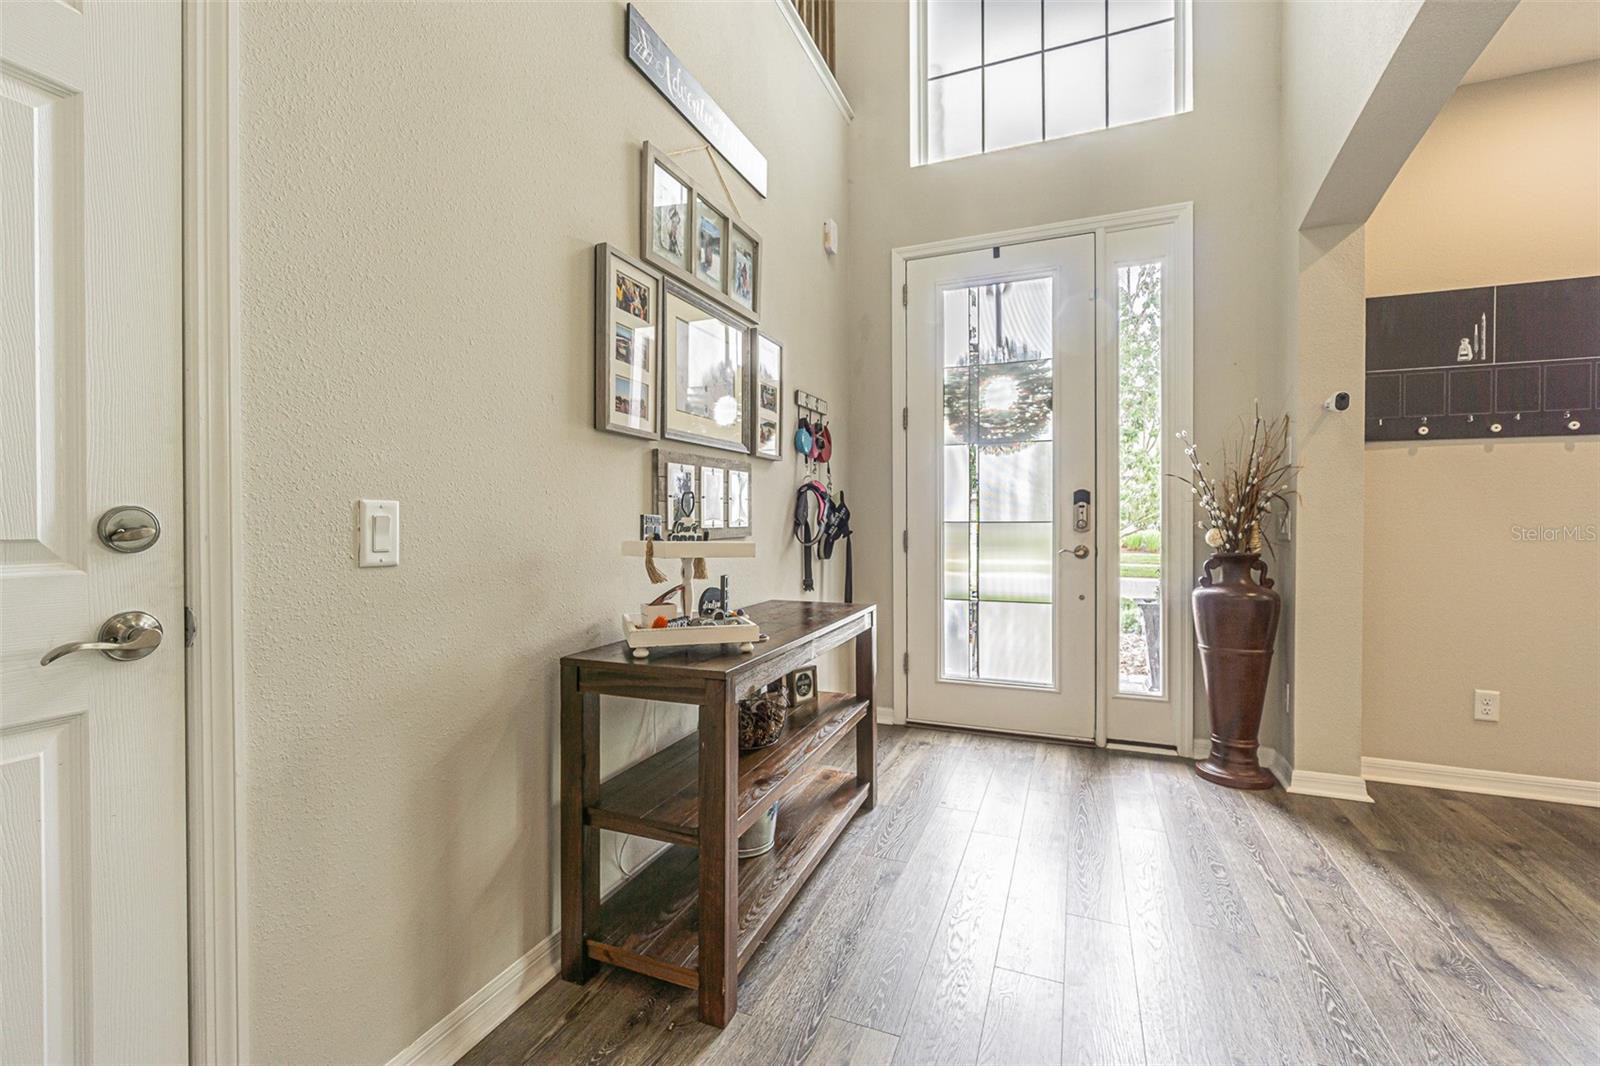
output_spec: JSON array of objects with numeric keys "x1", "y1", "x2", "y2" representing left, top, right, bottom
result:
[{"x1": 559, "y1": 599, "x2": 876, "y2": 1027}]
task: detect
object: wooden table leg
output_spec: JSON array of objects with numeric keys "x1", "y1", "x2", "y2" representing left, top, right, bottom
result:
[
  {"x1": 855, "y1": 618, "x2": 877, "y2": 810},
  {"x1": 560, "y1": 663, "x2": 599, "y2": 983},
  {"x1": 697, "y1": 679, "x2": 738, "y2": 1026}
]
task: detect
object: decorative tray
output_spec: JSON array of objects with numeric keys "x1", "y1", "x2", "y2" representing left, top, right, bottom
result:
[{"x1": 620, "y1": 614, "x2": 763, "y2": 658}]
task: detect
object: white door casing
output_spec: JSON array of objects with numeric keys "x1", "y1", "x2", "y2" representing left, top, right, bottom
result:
[
  {"x1": 890, "y1": 205, "x2": 1195, "y2": 750},
  {"x1": 905, "y1": 235, "x2": 1098, "y2": 739},
  {"x1": 1, "y1": 2, "x2": 188, "y2": 1062}
]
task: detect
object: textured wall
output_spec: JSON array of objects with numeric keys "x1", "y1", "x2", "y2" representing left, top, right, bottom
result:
[
  {"x1": 236, "y1": 2, "x2": 851, "y2": 1060},
  {"x1": 1363, "y1": 63, "x2": 1600, "y2": 781},
  {"x1": 834, "y1": 0, "x2": 1287, "y2": 743}
]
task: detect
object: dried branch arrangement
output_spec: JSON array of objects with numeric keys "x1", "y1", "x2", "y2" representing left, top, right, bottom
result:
[{"x1": 1174, "y1": 408, "x2": 1296, "y2": 555}]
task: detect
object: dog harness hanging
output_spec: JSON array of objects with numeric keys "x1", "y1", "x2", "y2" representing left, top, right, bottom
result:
[
  {"x1": 792, "y1": 480, "x2": 829, "y2": 592},
  {"x1": 818, "y1": 490, "x2": 854, "y2": 602}
]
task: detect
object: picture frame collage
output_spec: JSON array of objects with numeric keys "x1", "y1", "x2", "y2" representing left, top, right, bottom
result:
[
  {"x1": 592, "y1": 143, "x2": 783, "y2": 462},
  {"x1": 642, "y1": 143, "x2": 760, "y2": 321}
]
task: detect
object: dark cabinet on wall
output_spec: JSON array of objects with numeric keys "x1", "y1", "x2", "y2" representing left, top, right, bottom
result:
[{"x1": 1365, "y1": 275, "x2": 1598, "y2": 442}]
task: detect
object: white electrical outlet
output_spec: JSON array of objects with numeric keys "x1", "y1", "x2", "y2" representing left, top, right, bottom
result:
[{"x1": 1473, "y1": 689, "x2": 1500, "y2": 722}]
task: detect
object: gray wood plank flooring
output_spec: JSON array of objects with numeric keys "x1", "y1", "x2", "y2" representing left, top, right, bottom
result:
[{"x1": 461, "y1": 726, "x2": 1600, "y2": 1066}]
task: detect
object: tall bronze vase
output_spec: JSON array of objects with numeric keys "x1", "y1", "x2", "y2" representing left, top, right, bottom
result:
[{"x1": 1193, "y1": 552, "x2": 1280, "y2": 789}]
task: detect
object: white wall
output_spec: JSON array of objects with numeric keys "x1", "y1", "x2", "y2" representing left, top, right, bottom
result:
[
  {"x1": 836, "y1": 0, "x2": 1288, "y2": 743},
  {"x1": 1363, "y1": 62, "x2": 1600, "y2": 782},
  {"x1": 235, "y1": 2, "x2": 852, "y2": 1060}
]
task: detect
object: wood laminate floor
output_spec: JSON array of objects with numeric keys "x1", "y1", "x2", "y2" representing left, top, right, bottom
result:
[{"x1": 462, "y1": 726, "x2": 1600, "y2": 1065}]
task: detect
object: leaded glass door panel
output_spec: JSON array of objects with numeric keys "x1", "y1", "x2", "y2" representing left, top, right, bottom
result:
[{"x1": 906, "y1": 234, "x2": 1096, "y2": 739}]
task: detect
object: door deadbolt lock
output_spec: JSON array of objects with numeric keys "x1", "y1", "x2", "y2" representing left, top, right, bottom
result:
[
  {"x1": 97, "y1": 506, "x2": 161, "y2": 554},
  {"x1": 1072, "y1": 489, "x2": 1091, "y2": 533}
]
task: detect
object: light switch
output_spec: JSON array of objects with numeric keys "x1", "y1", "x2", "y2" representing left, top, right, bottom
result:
[
  {"x1": 371, "y1": 513, "x2": 393, "y2": 553},
  {"x1": 357, "y1": 499, "x2": 399, "y2": 568}
]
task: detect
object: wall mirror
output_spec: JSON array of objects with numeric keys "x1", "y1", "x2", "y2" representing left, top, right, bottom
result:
[{"x1": 660, "y1": 282, "x2": 750, "y2": 453}]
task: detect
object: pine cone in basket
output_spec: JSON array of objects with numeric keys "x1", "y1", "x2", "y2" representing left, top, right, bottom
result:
[{"x1": 738, "y1": 695, "x2": 787, "y2": 750}]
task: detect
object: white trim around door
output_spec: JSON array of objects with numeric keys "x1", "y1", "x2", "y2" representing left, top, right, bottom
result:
[
  {"x1": 184, "y1": 1, "x2": 246, "y2": 1061},
  {"x1": 891, "y1": 203, "x2": 1196, "y2": 752}
]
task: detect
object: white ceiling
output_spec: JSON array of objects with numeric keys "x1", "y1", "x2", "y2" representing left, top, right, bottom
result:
[{"x1": 1462, "y1": 0, "x2": 1600, "y2": 84}]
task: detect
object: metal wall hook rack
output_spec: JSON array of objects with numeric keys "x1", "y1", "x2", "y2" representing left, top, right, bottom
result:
[{"x1": 795, "y1": 390, "x2": 828, "y2": 418}]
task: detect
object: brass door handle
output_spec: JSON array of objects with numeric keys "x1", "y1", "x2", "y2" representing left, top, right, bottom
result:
[
  {"x1": 40, "y1": 611, "x2": 164, "y2": 666},
  {"x1": 1059, "y1": 544, "x2": 1091, "y2": 559}
]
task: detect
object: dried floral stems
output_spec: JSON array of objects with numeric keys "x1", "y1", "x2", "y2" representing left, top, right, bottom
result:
[{"x1": 1173, "y1": 406, "x2": 1296, "y2": 555}]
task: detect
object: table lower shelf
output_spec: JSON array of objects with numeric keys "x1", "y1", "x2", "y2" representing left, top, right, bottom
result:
[
  {"x1": 590, "y1": 691, "x2": 870, "y2": 845},
  {"x1": 585, "y1": 765, "x2": 869, "y2": 989}
]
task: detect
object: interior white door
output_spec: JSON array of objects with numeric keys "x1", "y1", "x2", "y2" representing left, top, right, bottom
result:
[
  {"x1": 1, "y1": 2, "x2": 187, "y2": 1062},
  {"x1": 905, "y1": 235, "x2": 1097, "y2": 739}
]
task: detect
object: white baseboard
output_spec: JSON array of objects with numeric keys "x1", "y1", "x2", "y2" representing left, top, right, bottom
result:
[
  {"x1": 1244, "y1": 744, "x2": 1372, "y2": 803},
  {"x1": 386, "y1": 931, "x2": 560, "y2": 1066},
  {"x1": 1362, "y1": 757, "x2": 1600, "y2": 808},
  {"x1": 1287, "y1": 767, "x2": 1375, "y2": 803},
  {"x1": 1256, "y1": 744, "x2": 1293, "y2": 790},
  {"x1": 876, "y1": 704, "x2": 903, "y2": 726}
]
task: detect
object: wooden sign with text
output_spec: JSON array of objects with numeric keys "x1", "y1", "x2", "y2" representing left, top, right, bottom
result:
[{"x1": 626, "y1": 4, "x2": 769, "y2": 198}]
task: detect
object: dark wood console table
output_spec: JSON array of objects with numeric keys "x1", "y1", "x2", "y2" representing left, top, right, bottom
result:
[{"x1": 559, "y1": 599, "x2": 876, "y2": 1027}]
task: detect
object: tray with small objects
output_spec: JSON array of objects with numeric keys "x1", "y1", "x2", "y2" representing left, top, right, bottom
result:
[{"x1": 620, "y1": 613, "x2": 764, "y2": 658}]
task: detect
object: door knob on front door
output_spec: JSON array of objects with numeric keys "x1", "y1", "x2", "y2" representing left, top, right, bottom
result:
[
  {"x1": 40, "y1": 611, "x2": 164, "y2": 666},
  {"x1": 1060, "y1": 544, "x2": 1091, "y2": 559}
]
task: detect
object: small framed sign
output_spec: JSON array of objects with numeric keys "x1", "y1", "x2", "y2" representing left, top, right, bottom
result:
[
  {"x1": 594, "y1": 243, "x2": 660, "y2": 440},
  {"x1": 786, "y1": 666, "x2": 817, "y2": 706}
]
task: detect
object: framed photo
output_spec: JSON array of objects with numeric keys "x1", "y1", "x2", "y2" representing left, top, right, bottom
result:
[
  {"x1": 641, "y1": 145, "x2": 693, "y2": 275},
  {"x1": 660, "y1": 282, "x2": 750, "y2": 453},
  {"x1": 639, "y1": 143, "x2": 758, "y2": 325},
  {"x1": 750, "y1": 332, "x2": 782, "y2": 459},
  {"x1": 594, "y1": 243, "x2": 659, "y2": 439},
  {"x1": 728, "y1": 222, "x2": 761, "y2": 318},
  {"x1": 693, "y1": 194, "x2": 726, "y2": 293},
  {"x1": 653, "y1": 449, "x2": 752, "y2": 540}
]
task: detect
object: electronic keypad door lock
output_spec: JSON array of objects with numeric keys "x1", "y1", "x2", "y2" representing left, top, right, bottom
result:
[{"x1": 1072, "y1": 489, "x2": 1091, "y2": 533}]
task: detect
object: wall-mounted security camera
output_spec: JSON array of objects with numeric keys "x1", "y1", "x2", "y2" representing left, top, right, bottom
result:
[{"x1": 1323, "y1": 391, "x2": 1351, "y2": 412}]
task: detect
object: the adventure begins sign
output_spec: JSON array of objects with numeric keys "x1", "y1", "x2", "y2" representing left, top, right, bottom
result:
[{"x1": 627, "y1": 5, "x2": 769, "y2": 198}]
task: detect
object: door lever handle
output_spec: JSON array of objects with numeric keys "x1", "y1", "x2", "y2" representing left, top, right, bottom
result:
[
  {"x1": 40, "y1": 611, "x2": 164, "y2": 666},
  {"x1": 1059, "y1": 544, "x2": 1091, "y2": 559}
]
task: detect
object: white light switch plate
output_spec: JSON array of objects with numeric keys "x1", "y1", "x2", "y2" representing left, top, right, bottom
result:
[{"x1": 358, "y1": 499, "x2": 399, "y2": 568}]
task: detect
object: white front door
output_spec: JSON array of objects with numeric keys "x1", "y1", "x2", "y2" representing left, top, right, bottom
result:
[
  {"x1": 1, "y1": 2, "x2": 187, "y2": 1062},
  {"x1": 905, "y1": 235, "x2": 1097, "y2": 739}
]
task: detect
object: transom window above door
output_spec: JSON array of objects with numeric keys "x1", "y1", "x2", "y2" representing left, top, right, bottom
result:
[{"x1": 916, "y1": 0, "x2": 1191, "y2": 164}]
